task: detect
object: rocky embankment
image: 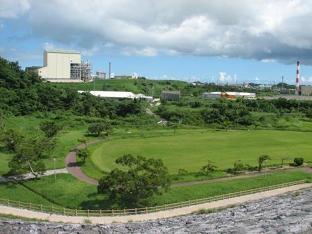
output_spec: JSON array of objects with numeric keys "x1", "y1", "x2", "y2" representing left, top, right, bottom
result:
[{"x1": 1, "y1": 188, "x2": 312, "y2": 233}]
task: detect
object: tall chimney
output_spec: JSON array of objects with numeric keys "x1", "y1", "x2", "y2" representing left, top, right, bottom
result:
[{"x1": 295, "y1": 61, "x2": 300, "y2": 95}]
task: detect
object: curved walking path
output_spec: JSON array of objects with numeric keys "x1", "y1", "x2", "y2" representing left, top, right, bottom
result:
[
  {"x1": 65, "y1": 140, "x2": 100, "y2": 185},
  {"x1": 0, "y1": 183, "x2": 311, "y2": 224}
]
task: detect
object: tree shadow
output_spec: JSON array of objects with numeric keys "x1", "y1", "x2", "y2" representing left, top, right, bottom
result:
[
  {"x1": 79, "y1": 197, "x2": 116, "y2": 210},
  {"x1": 0, "y1": 145, "x2": 10, "y2": 154}
]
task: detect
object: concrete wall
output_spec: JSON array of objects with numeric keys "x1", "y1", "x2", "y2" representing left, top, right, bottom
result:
[{"x1": 38, "y1": 50, "x2": 81, "y2": 79}]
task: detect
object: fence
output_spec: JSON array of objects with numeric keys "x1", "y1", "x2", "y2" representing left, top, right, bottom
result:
[{"x1": 0, "y1": 180, "x2": 306, "y2": 217}]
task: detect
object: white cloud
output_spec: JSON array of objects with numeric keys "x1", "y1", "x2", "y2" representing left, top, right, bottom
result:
[
  {"x1": 218, "y1": 72, "x2": 237, "y2": 83},
  {"x1": 2, "y1": 0, "x2": 312, "y2": 63},
  {"x1": 301, "y1": 76, "x2": 312, "y2": 84},
  {"x1": 0, "y1": 0, "x2": 30, "y2": 18},
  {"x1": 122, "y1": 47, "x2": 158, "y2": 57}
]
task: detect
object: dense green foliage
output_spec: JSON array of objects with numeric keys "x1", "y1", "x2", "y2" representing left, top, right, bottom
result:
[
  {"x1": 40, "y1": 121, "x2": 60, "y2": 138},
  {"x1": 156, "y1": 98, "x2": 312, "y2": 128},
  {"x1": 98, "y1": 154, "x2": 170, "y2": 207}
]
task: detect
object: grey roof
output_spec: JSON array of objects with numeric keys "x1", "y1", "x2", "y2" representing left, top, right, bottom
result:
[
  {"x1": 45, "y1": 49, "x2": 80, "y2": 54},
  {"x1": 161, "y1": 90, "x2": 181, "y2": 94}
]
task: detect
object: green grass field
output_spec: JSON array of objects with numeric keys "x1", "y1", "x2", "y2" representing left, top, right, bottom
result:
[
  {"x1": 0, "y1": 171, "x2": 310, "y2": 209},
  {"x1": 87, "y1": 129, "x2": 312, "y2": 177}
]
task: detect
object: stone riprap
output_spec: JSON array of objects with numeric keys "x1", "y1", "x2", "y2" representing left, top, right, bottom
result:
[{"x1": 1, "y1": 188, "x2": 312, "y2": 234}]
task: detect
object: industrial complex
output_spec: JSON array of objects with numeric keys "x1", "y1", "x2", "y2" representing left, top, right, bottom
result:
[
  {"x1": 29, "y1": 50, "x2": 312, "y2": 99},
  {"x1": 35, "y1": 50, "x2": 91, "y2": 82}
]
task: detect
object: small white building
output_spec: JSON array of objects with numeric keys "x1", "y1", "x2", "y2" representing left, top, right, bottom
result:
[{"x1": 78, "y1": 91, "x2": 153, "y2": 101}]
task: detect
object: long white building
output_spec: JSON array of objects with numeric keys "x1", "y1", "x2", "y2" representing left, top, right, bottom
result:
[
  {"x1": 78, "y1": 91, "x2": 153, "y2": 101},
  {"x1": 37, "y1": 50, "x2": 91, "y2": 82}
]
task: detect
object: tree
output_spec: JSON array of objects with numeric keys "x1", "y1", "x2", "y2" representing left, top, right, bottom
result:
[
  {"x1": 8, "y1": 137, "x2": 48, "y2": 176},
  {"x1": 258, "y1": 155, "x2": 271, "y2": 172},
  {"x1": 77, "y1": 148, "x2": 89, "y2": 163},
  {"x1": 293, "y1": 157, "x2": 304, "y2": 166},
  {"x1": 88, "y1": 122, "x2": 112, "y2": 137},
  {"x1": 2, "y1": 129, "x2": 24, "y2": 152},
  {"x1": 40, "y1": 121, "x2": 60, "y2": 138},
  {"x1": 98, "y1": 154, "x2": 170, "y2": 207},
  {"x1": 200, "y1": 161, "x2": 217, "y2": 175}
]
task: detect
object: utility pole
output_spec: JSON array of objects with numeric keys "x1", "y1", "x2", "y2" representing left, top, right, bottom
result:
[
  {"x1": 53, "y1": 157, "x2": 56, "y2": 182},
  {"x1": 108, "y1": 62, "x2": 111, "y2": 79}
]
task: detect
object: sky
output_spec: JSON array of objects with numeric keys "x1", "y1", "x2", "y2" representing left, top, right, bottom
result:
[{"x1": 1, "y1": 0, "x2": 312, "y2": 84}]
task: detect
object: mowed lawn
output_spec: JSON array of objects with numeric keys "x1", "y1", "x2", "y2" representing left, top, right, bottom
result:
[{"x1": 90, "y1": 130, "x2": 312, "y2": 174}]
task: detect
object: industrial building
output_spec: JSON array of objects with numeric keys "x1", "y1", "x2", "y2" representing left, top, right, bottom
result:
[
  {"x1": 95, "y1": 71, "x2": 106, "y2": 79},
  {"x1": 202, "y1": 92, "x2": 256, "y2": 100},
  {"x1": 36, "y1": 50, "x2": 91, "y2": 82},
  {"x1": 160, "y1": 91, "x2": 181, "y2": 101},
  {"x1": 301, "y1": 86, "x2": 312, "y2": 96},
  {"x1": 78, "y1": 91, "x2": 153, "y2": 101}
]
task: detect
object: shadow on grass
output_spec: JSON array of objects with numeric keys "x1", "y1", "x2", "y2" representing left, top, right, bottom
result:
[
  {"x1": 79, "y1": 197, "x2": 116, "y2": 210},
  {"x1": 0, "y1": 145, "x2": 11, "y2": 154}
]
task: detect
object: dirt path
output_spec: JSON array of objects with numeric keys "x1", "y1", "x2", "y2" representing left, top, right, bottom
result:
[
  {"x1": 0, "y1": 183, "x2": 311, "y2": 224},
  {"x1": 65, "y1": 140, "x2": 101, "y2": 186}
]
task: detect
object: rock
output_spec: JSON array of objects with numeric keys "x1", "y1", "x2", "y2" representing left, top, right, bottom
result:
[{"x1": 1, "y1": 188, "x2": 312, "y2": 233}]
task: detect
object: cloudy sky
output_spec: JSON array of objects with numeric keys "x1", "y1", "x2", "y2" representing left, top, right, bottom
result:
[{"x1": 1, "y1": 0, "x2": 312, "y2": 84}]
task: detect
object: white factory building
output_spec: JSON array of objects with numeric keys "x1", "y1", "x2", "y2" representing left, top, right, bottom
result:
[
  {"x1": 37, "y1": 50, "x2": 91, "y2": 82},
  {"x1": 78, "y1": 91, "x2": 153, "y2": 101}
]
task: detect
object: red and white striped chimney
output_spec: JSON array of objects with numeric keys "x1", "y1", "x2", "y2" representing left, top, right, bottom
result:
[{"x1": 296, "y1": 61, "x2": 300, "y2": 95}]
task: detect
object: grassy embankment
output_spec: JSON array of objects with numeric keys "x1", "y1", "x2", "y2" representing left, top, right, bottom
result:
[{"x1": 0, "y1": 170, "x2": 310, "y2": 209}]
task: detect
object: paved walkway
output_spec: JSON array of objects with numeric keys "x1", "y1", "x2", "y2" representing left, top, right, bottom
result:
[
  {"x1": 0, "y1": 169, "x2": 68, "y2": 183},
  {"x1": 0, "y1": 183, "x2": 311, "y2": 224},
  {"x1": 64, "y1": 140, "x2": 101, "y2": 185}
]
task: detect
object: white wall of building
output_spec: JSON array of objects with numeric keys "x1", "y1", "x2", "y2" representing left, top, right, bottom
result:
[{"x1": 38, "y1": 50, "x2": 81, "y2": 79}]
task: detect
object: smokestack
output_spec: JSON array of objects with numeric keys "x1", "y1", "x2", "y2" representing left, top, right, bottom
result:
[
  {"x1": 108, "y1": 62, "x2": 111, "y2": 79},
  {"x1": 296, "y1": 61, "x2": 300, "y2": 95}
]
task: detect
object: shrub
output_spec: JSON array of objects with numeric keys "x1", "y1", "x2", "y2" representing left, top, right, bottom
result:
[
  {"x1": 293, "y1": 158, "x2": 304, "y2": 167},
  {"x1": 200, "y1": 161, "x2": 217, "y2": 175},
  {"x1": 177, "y1": 168, "x2": 188, "y2": 176}
]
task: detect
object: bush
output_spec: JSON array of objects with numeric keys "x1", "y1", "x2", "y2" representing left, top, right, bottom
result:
[
  {"x1": 200, "y1": 161, "x2": 217, "y2": 175},
  {"x1": 177, "y1": 168, "x2": 188, "y2": 176},
  {"x1": 77, "y1": 148, "x2": 90, "y2": 163},
  {"x1": 293, "y1": 158, "x2": 304, "y2": 167}
]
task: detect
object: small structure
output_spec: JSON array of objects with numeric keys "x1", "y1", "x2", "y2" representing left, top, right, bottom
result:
[
  {"x1": 95, "y1": 71, "x2": 106, "y2": 79},
  {"x1": 78, "y1": 91, "x2": 153, "y2": 101},
  {"x1": 160, "y1": 91, "x2": 181, "y2": 101},
  {"x1": 202, "y1": 92, "x2": 256, "y2": 100},
  {"x1": 301, "y1": 86, "x2": 312, "y2": 96}
]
